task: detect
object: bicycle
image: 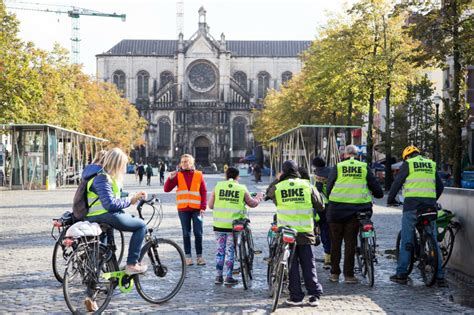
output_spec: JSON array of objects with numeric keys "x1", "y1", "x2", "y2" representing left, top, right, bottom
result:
[
  {"x1": 232, "y1": 218, "x2": 255, "y2": 290},
  {"x1": 51, "y1": 210, "x2": 124, "y2": 283},
  {"x1": 354, "y1": 211, "x2": 377, "y2": 287},
  {"x1": 266, "y1": 214, "x2": 279, "y2": 291},
  {"x1": 395, "y1": 205, "x2": 439, "y2": 286},
  {"x1": 436, "y1": 208, "x2": 461, "y2": 268},
  {"x1": 268, "y1": 226, "x2": 297, "y2": 313},
  {"x1": 62, "y1": 195, "x2": 186, "y2": 313}
]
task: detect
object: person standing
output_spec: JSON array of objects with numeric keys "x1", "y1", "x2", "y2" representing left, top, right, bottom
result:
[
  {"x1": 137, "y1": 161, "x2": 145, "y2": 185},
  {"x1": 164, "y1": 154, "x2": 207, "y2": 266},
  {"x1": 146, "y1": 163, "x2": 153, "y2": 186},
  {"x1": 253, "y1": 163, "x2": 262, "y2": 183},
  {"x1": 326, "y1": 145, "x2": 383, "y2": 284},
  {"x1": 267, "y1": 160, "x2": 324, "y2": 306},
  {"x1": 159, "y1": 162, "x2": 166, "y2": 185}
]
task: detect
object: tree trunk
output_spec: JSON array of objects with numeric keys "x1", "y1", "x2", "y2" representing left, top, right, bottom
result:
[
  {"x1": 367, "y1": 84, "x2": 375, "y2": 165},
  {"x1": 346, "y1": 88, "x2": 353, "y2": 145},
  {"x1": 384, "y1": 83, "x2": 393, "y2": 191}
]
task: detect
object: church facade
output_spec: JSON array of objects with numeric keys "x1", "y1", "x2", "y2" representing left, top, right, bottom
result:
[{"x1": 96, "y1": 7, "x2": 311, "y2": 166}]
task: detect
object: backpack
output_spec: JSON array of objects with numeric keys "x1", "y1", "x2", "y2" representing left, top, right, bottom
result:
[{"x1": 72, "y1": 174, "x2": 99, "y2": 220}]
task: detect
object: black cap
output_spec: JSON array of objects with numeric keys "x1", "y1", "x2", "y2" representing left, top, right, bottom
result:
[
  {"x1": 312, "y1": 156, "x2": 326, "y2": 168},
  {"x1": 282, "y1": 160, "x2": 298, "y2": 174}
]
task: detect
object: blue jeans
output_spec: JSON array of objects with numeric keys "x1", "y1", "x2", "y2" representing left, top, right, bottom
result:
[
  {"x1": 87, "y1": 211, "x2": 147, "y2": 265},
  {"x1": 397, "y1": 209, "x2": 444, "y2": 278},
  {"x1": 178, "y1": 211, "x2": 203, "y2": 257}
]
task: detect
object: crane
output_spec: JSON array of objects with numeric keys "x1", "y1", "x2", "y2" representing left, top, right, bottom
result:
[{"x1": 5, "y1": 1, "x2": 126, "y2": 64}]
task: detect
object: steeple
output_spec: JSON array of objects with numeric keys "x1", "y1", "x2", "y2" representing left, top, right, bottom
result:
[{"x1": 198, "y1": 6, "x2": 207, "y2": 33}]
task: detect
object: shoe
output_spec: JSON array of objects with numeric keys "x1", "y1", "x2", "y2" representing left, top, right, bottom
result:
[
  {"x1": 232, "y1": 267, "x2": 241, "y2": 274},
  {"x1": 437, "y1": 278, "x2": 449, "y2": 288},
  {"x1": 323, "y1": 253, "x2": 331, "y2": 269},
  {"x1": 196, "y1": 257, "x2": 206, "y2": 265},
  {"x1": 307, "y1": 296, "x2": 320, "y2": 306},
  {"x1": 285, "y1": 298, "x2": 304, "y2": 306},
  {"x1": 185, "y1": 258, "x2": 194, "y2": 266},
  {"x1": 125, "y1": 263, "x2": 148, "y2": 275},
  {"x1": 215, "y1": 275, "x2": 224, "y2": 285},
  {"x1": 329, "y1": 273, "x2": 339, "y2": 282},
  {"x1": 84, "y1": 297, "x2": 98, "y2": 312},
  {"x1": 390, "y1": 274, "x2": 408, "y2": 284},
  {"x1": 344, "y1": 276, "x2": 358, "y2": 284},
  {"x1": 224, "y1": 277, "x2": 239, "y2": 286}
]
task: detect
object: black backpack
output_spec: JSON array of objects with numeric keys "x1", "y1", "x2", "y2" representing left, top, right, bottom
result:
[{"x1": 72, "y1": 173, "x2": 99, "y2": 220}]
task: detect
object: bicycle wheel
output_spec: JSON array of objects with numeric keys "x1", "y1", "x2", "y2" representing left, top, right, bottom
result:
[
  {"x1": 239, "y1": 233, "x2": 251, "y2": 290},
  {"x1": 396, "y1": 230, "x2": 415, "y2": 275},
  {"x1": 355, "y1": 243, "x2": 363, "y2": 275},
  {"x1": 113, "y1": 229, "x2": 125, "y2": 266},
  {"x1": 364, "y1": 237, "x2": 375, "y2": 287},
  {"x1": 63, "y1": 243, "x2": 115, "y2": 314},
  {"x1": 271, "y1": 253, "x2": 286, "y2": 313},
  {"x1": 52, "y1": 237, "x2": 74, "y2": 283},
  {"x1": 135, "y1": 238, "x2": 186, "y2": 304},
  {"x1": 420, "y1": 232, "x2": 438, "y2": 287},
  {"x1": 440, "y1": 226, "x2": 454, "y2": 268},
  {"x1": 246, "y1": 229, "x2": 255, "y2": 280}
]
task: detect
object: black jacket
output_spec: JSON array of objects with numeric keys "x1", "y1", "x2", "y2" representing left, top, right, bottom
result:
[
  {"x1": 387, "y1": 159, "x2": 444, "y2": 212},
  {"x1": 326, "y1": 160, "x2": 384, "y2": 223}
]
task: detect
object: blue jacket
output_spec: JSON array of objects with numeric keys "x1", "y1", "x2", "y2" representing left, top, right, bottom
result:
[{"x1": 82, "y1": 164, "x2": 131, "y2": 212}]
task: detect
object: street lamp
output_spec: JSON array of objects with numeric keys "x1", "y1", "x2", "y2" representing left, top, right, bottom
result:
[{"x1": 433, "y1": 93, "x2": 442, "y2": 169}]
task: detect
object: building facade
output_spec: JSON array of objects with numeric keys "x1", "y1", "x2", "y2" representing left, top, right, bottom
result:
[{"x1": 96, "y1": 7, "x2": 310, "y2": 166}]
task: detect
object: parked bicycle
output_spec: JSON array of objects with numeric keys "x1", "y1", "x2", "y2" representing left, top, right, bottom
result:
[
  {"x1": 395, "y1": 204, "x2": 439, "y2": 287},
  {"x1": 62, "y1": 195, "x2": 186, "y2": 313},
  {"x1": 266, "y1": 214, "x2": 279, "y2": 290},
  {"x1": 354, "y1": 211, "x2": 377, "y2": 287},
  {"x1": 436, "y1": 208, "x2": 461, "y2": 268},
  {"x1": 51, "y1": 210, "x2": 124, "y2": 283}
]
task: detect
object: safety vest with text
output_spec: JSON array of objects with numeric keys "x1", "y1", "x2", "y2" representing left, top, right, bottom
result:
[
  {"x1": 329, "y1": 158, "x2": 371, "y2": 204},
  {"x1": 176, "y1": 171, "x2": 203, "y2": 209},
  {"x1": 213, "y1": 179, "x2": 247, "y2": 229},
  {"x1": 86, "y1": 174, "x2": 120, "y2": 217},
  {"x1": 403, "y1": 156, "x2": 436, "y2": 199},
  {"x1": 275, "y1": 178, "x2": 314, "y2": 233}
]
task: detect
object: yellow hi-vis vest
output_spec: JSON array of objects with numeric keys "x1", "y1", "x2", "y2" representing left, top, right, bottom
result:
[
  {"x1": 86, "y1": 174, "x2": 120, "y2": 217},
  {"x1": 403, "y1": 156, "x2": 436, "y2": 198},
  {"x1": 329, "y1": 158, "x2": 371, "y2": 204},
  {"x1": 275, "y1": 178, "x2": 314, "y2": 233},
  {"x1": 213, "y1": 179, "x2": 247, "y2": 229}
]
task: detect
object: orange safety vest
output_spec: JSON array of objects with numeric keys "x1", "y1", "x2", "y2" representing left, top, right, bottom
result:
[{"x1": 176, "y1": 171, "x2": 203, "y2": 209}]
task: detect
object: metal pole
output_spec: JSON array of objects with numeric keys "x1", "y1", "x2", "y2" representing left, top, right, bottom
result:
[{"x1": 435, "y1": 102, "x2": 440, "y2": 169}]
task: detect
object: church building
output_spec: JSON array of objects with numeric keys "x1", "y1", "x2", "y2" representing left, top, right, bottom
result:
[{"x1": 96, "y1": 7, "x2": 311, "y2": 166}]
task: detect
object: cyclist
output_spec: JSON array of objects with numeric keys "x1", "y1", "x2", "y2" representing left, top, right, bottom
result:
[
  {"x1": 326, "y1": 145, "x2": 383, "y2": 284},
  {"x1": 267, "y1": 160, "x2": 324, "y2": 307},
  {"x1": 208, "y1": 167, "x2": 264, "y2": 286},
  {"x1": 387, "y1": 145, "x2": 446, "y2": 287}
]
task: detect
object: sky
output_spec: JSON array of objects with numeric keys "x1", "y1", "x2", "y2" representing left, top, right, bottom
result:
[{"x1": 6, "y1": 0, "x2": 356, "y2": 75}]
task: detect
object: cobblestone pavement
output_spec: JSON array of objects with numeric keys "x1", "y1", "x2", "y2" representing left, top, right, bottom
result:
[{"x1": 0, "y1": 173, "x2": 472, "y2": 314}]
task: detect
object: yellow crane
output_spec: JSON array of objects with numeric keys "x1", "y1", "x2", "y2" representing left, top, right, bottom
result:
[{"x1": 5, "y1": 1, "x2": 126, "y2": 64}]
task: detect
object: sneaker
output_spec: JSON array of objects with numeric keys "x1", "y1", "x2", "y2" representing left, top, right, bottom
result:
[
  {"x1": 224, "y1": 277, "x2": 239, "y2": 286},
  {"x1": 214, "y1": 275, "x2": 224, "y2": 285},
  {"x1": 196, "y1": 257, "x2": 206, "y2": 266},
  {"x1": 323, "y1": 253, "x2": 331, "y2": 269},
  {"x1": 390, "y1": 274, "x2": 408, "y2": 284},
  {"x1": 307, "y1": 296, "x2": 320, "y2": 306},
  {"x1": 285, "y1": 298, "x2": 304, "y2": 306},
  {"x1": 437, "y1": 278, "x2": 449, "y2": 288},
  {"x1": 329, "y1": 273, "x2": 339, "y2": 282},
  {"x1": 185, "y1": 258, "x2": 194, "y2": 266},
  {"x1": 344, "y1": 276, "x2": 358, "y2": 284},
  {"x1": 232, "y1": 267, "x2": 241, "y2": 274},
  {"x1": 125, "y1": 263, "x2": 148, "y2": 275},
  {"x1": 84, "y1": 297, "x2": 98, "y2": 312}
]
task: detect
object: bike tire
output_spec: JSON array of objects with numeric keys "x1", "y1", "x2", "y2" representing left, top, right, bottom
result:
[
  {"x1": 63, "y1": 243, "x2": 115, "y2": 314},
  {"x1": 52, "y1": 235, "x2": 74, "y2": 283},
  {"x1": 239, "y1": 233, "x2": 251, "y2": 290},
  {"x1": 420, "y1": 232, "x2": 438, "y2": 287},
  {"x1": 115, "y1": 230, "x2": 125, "y2": 266},
  {"x1": 364, "y1": 237, "x2": 375, "y2": 287},
  {"x1": 135, "y1": 238, "x2": 186, "y2": 304},
  {"x1": 440, "y1": 226, "x2": 454, "y2": 268},
  {"x1": 271, "y1": 257, "x2": 285, "y2": 313},
  {"x1": 396, "y1": 230, "x2": 415, "y2": 275},
  {"x1": 246, "y1": 229, "x2": 255, "y2": 280}
]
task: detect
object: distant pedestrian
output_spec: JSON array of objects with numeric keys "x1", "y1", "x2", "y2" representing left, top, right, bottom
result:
[
  {"x1": 137, "y1": 161, "x2": 145, "y2": 185},
  {"x1": 159, "y1": 162, "x2": 166, "y2": 185},
  {"x1": 253, "y1": 163, "x2": 262, "y2": 183},
  {"x1": 146, "y1": 163, "x2": 153, "y2": 186}
]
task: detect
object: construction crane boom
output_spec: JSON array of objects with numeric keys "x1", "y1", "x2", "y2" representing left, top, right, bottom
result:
[{"x1": 5, "y1": 1, "x2": 126, "y2": 64}]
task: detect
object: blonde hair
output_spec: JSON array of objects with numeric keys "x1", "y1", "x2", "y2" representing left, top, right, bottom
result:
[
  {"x1": 102, "y1": 148, "x2": 128, "y2": 183},
  {"x1": 180, "y1": 154, "x2": 195, "y2": 169},
  {"x1": 92, "y1": 150, "x2": 107, "y2": 165}
]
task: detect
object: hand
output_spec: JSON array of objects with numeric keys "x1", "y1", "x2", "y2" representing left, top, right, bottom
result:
[
  {"x1": 169, "y1": 171, "x2": 177, "y2": 179},
  {"x1": 200, "y1": 210, "x2": 205, "y2": 216},
  {"x1": 131, "y1": 191, "x2": 147, "y2": 205},
  {"x1": 255, "y1": 192, "x2": 264, "y2": 202}
]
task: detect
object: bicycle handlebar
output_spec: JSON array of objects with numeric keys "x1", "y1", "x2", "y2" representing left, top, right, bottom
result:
[{"x1": 136, "y1": 194, "x2": 161, "y2": 220}]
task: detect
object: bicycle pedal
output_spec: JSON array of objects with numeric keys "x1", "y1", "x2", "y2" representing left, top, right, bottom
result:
[{"x1": 253, "y1": 250, "x2": 262, "y2": 255}]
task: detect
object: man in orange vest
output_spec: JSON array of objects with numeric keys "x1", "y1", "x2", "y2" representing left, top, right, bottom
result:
[{"x1": 165, "y1": 154, "x2": 207, "y2": 266}]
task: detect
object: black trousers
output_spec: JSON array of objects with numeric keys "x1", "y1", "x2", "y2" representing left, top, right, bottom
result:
[
  {"x1": 288, "y1": 244, "x2": 323, "y2": 301},
  {"x1": 329, "y1": 216, "x2": 359, "y2": 277}
]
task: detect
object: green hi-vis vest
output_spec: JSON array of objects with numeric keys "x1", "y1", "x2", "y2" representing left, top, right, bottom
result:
[
  {"x1": 86, "y1": 174, "x2": 120, "y2": 217},
  {"x1": 213, "y1": 179, "x2": 247, "y2": 229},
  {"x1": 275, "y1": 178, "x2": 314, "y2": 233},
  {"x1": 403, "y1": 156, "x2": 436, "y2": 198},
  {"x1": 329, "y1": 158, "x2": 371, "y2": 204}
]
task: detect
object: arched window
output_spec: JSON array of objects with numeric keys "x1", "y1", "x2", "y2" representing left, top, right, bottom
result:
[
  {"x1": 113, "y1": 70, "x2": 126, "y2": 94},
  {"x1": 158, "y1": 117, "x2": 171, "y2": 148},
  {"x1": 282, "y1": 71, "x2": 293, "y2": 85},
  {"x1": 233, "y1": 71, "x2": 247, "y2": 90},
  {"x1": 160, "y1": 71, "x2": 174, "y2": 87},
  {"x1": 257, "y1": 71, "x2": 271, "y2": 99},
  {"x1": 137, "y1": 70, "x2": 150, "y2": 98},
  {"x1": 232, "y1": 117, "x2": 247, "y2": 149}
]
